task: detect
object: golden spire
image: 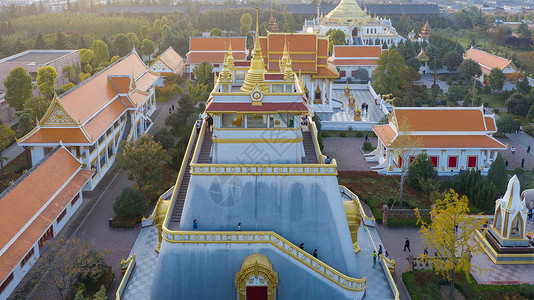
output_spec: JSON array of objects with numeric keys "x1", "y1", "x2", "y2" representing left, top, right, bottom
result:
[
  {"x1": 227, "y1": 37, "x2": 235, "y2": 68},
  {"x1": 280, "y1": 39, "x2": 289, "y2": 71},
  {"x1": 220, "y1": 49, "x2": 232, "y2": 84},
  {"x1": 284, "y1": 56, "x2": 294, "y2": 81},
  {"x1": 240, "y1": 6, "x2": 268, "y2": 93}
]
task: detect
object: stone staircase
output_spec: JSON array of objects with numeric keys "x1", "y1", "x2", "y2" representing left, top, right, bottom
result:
[
  {"x1": 302, "y1": 130, "x2": 318, "y2": 164},
  {"x1": 198, "y1": 131, "x2": 213, "y2": 163}
]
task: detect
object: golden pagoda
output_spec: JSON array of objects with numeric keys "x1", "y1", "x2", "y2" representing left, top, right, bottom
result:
[
  {"x1": 323, "y1": 0, "x2": 377, "y2": 25},
  {"x1": 419, "y1": 20, "x2": 431, "y2": 40},
  {"x1": 268, "y1": 13, "x2": 279, "y2": 33},
  {"x1": 283, "y1": 57, "x2": 294, "y2": 81},
  {"x1": 240, "y1": 7, "x2": 268, "y2": 93},
  {"x1": 227, "y1": 38, "x2": 235, "y2": 69}
]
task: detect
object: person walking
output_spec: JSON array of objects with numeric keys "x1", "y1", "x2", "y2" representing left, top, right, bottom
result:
[
  {"x1": 378, "y1": 245, "x2": 383, "y2": 258},
  {"x1": 365, "y1": 134, "x2": 369, "y2": 142},
  {"x1": 528, "y1": 145, "x2": 531, "y2": 155},
  {"x1": 313, "y1": 249, "x2": 318, "y2": 258},
  {"x1": 299, "y1": 243, "x2": 304, "y2": 250},
  {"x1": 511, "y1": 146, "x2": 516, "y2": 156},
  {"x1": 385, "y1": 251, "x2": 389, "y2": 259},
  {"x1": 522, "y1": 157, "x2": 525, "y2": 169},
  {"x1": 196, "y1": 118, "x2": 202, "y2": 134},
  {"x1": 193, "y1": 219, "x2": 198, "y2": 230},
  {"x1": 372, "y1": 251, "x2": 377, "y2": 266},
  {"x1": 506, "y1": 160, "x2": 509, "y2": 169},
  {"x1": 404, "y1": 237, "x2": 411, "y2": 252},
  {"x1": 237, "y1": 223, "x2": 241, "y2": 231}
]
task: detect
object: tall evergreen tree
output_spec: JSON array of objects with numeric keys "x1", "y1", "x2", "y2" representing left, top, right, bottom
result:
[
  {"x1": 33, "y1": 32, "x2": 47, "y2": 49},
  {"x1": 55, "y1": 31, "x2": 68, "y2": 49},
  {"x1": 13, "y1": 38, "x2": 25, "y2": 54},
  {"x1": 79, "y1": 35, "x2": 88, "y2": 49}
]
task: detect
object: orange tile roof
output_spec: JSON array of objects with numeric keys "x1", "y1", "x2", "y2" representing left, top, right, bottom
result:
[
  {"x1": 393, "y1": 108, "x2": 488, "y2": 132},
  {"x1": 186, "y1": 52, "x2": 247, "y2": 65},
  {"x1": 189, "y1": 37, "x2": 247, "y2": 52},
  {"x1": 83, "y1": 98, "x2": 127, "y2": 140},
  {"x1": 391, "y1": 135, "x2": 506, "y2": 149},
  {"x1": 463, "y1": 48, "x2": 516, "y2": 75},
  {"x1": 60, "y1": 52, "x2": 147, "y2": 125},
  {"x1": 0, "y1": 148, "x2": 92, "y2": 282},
  {"x1": 485, "y1": 116, "x2": 496, "y2": 132},
  {"x1": 333, "y1": 45, "x2": 382, "y2": 58},
  {"x1": 129, "y1": 91, "x2": 149, "y2": 106},
  {"x1": 158, "y1": 47, "x2": 184, "y2": 71},
  {"x1": 333, "y1": 59, "x2": 378, "y2": 66},
  {"x1": 135, "y1": 71, "x2": 159, "y2": 92},
  {"x1": 373, "y1": 124, "x2": 396, "y2": 146},
  {"x1": 314, "y1": 64, "x2": 339, "y2": 78},
  {"x1": 20, "y1": 128, "x2": 90, "y2": 144},
  {"x1": 265, "y1": 33, "x2": 318, "y2": 53},
  {"x1": 109, "y1": 76, "x2": 131, "y2": 94}
]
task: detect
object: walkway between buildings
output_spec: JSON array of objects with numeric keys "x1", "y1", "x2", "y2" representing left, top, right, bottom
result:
[{"x1": 2, "y1": 142, "x2": 24, "y2": 166}]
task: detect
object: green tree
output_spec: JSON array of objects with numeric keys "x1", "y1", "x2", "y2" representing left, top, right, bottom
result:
[
  {"x1": 487, "y1": 68, "x2": 506, "y2": 91},
  {"x1": 55, "y1": 31, "x2": 68, "y2": 49},
  {"x1": 282, "y1": 10, "x2": 295, "y2": 33},
  {"x1": 94, "y1": 285, "x2": 107, "y2": 300},
  {"x1": 36, "y1": 65, "x2": 58, "y2": 99},
  {"x1": 140, "y1": 39, "x2": 155, "y2": 59},
  {"x1": 62, "y1": 65, "x2": 75, "y2": 83},
  {"x1": 114, "y1": 34, "x2": 131, "y2": 57},
  {"x1": 140, "y1": 24, "x2": 150, "y2": 40},
  {"x1": 60, "y1": 82, "x2": 75, "y2": 92},
  {"x1": 126, "y1": 32, "x2": 140, "y2": 49},
  {"x1": 153, "y1": 127, "x2": 174, "y2": 149},
  {"x1": 117, "y1": 135, "x2": 166, "y2": 191},
  {"x1": 496, "y1": 115, "x2": 517, "y2": 133},
  {"x1": 0, "y1": 123, "x2": 15, "y2": 176},
  {"x1": 14, "y1": 109, "x2": 33, "y2": 135},
  {"x1": 516, "y1": 75, "x2": 531, "y2": 94},
  {"x1": 459, "y1": 59, "x2": 482, "y2": 106},
  {"x1": 441, "y1": 51, "x2": 463, "y2": 72},
  {"x1": 165, "y1": 94, "x2": 196, "y2": 133},
  {"x1": 90, "y1": 40, "x2": 110, "y2": 68},
  {"x1": 415, "y1": 190, "x2": 487, "y2": 300},
  {"x1": 371, "y1": 48, "x2": 407, "y2": 95},
  {"x1": 487, "y1": 153, "x2": 507, "y2": 194},
  {"x1": 4, "y1": 66, "x2": 33, "y2": 111},
  {"x1": 240, "y1": 13, "x2": 253, "y2": 36},
  {"x1": 113, "y1": 187, "x2": 146, "y2": 219},
  {"x1": 327, "y1": 29, "x2": 345, "y2": 53},
  {"x1": 78, "y1": 48, "x2": 94, "y2": 65},
  {"x1": 396, "y1": 67, "x2": 424, "y2": 106},
  {"x1": 210, "y1": 28, "x2": 222, "y2": 37},
  {"x1": 24, "y1": 96, "x2": 49, "y2": 121},
  {"x1": 506, "y1": 92, "x2": 531, "y2": 116},
  {"x1": 79, "y1": 72, "x2": 91, "y2": 82},
  {"x1": 177, "y1": 79, "x2": 209, "y2": 104},
  {"x1": 192, "y1": 62, "x2": 214, "y2": 86},
  {"x1": 110, "y1": 56, "x2": 120, "y2": 64},
  {"x1": 516, "y1": 23, "x2": 531, "y2": 39},
  {"x1": 407, "y1": 153, "x2": 437, "y2": 190},
  {"x1": 33, "y1": 32, "x2": 47, "y2": 49}
]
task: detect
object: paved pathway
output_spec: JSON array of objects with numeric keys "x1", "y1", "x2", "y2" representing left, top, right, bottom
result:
[
  {"x1": 317, "y1": 88, "x2": 384, "y2": 124},
  {"x1": 419, "y1": 74, "x2": 450, "y2": 93},
  {"x1": 322, "y1": 138, "x2": 376, "y2": 171},
  {"x1": 498, "y1": 136, "x2": 534, "y2": 170},
  {"x1": 2, "y1": 142, "x2": 24, "y2": 166}
]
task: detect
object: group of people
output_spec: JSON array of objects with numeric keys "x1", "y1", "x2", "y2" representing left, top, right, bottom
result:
[
  {"x1": 360, "y1": 102, "x2": 369, "y2": 114},
  {"x1": 299, "y1": 243, "x2": 318, "y2": 258},
  {"x1": 372, "y1": 244, "x2": 389, "y2": 266},
  {"x1": 196, "y1": 114, "x2": 214, "y2": 133}
]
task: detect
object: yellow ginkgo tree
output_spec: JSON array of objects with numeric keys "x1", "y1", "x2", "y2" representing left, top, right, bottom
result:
[{"x1": 415, "y1": 190, "x2": 488, "y2": 299}]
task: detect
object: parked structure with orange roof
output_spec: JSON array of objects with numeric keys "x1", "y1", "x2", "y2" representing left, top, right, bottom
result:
[
  {"x1": 257, "y1": 32, "x2": 339, "y2": 112},
  {"x1": 0, "y1": 146, "x2": 93, "y2": 299},
  {"x1": 303, "y1": 0, "x2": 404, "y2": 47},
  {"x1": 17, "y1": 50, "x2": 158, "y2": 190},
  {"x1": 463, "y1": 47, "x2": 520, "y2": 83},
  {"x1": 367, "y1": 107, "x2": 506, "y2": 176},
  {"x1": 185, "y1": 36, "x2": 248, "y2": 79},
  {"x1": 149, "y1": 46, "x2": 186, "y2": 86},
  {"x1": 332, "y1": 45, "x2": 381, "y2": 81}
]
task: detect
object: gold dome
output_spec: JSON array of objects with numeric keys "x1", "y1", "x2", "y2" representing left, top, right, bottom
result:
[{"x1": 241, "y1": 7, "x2": 268, "y2": 93}]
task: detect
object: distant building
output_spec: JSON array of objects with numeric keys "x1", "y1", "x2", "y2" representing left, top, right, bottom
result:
[
  {"x1": 463, "y1": 47, "x2": 520, "y2": 84},
  {"x1": 149, "y1": 47, "x2": 186, "y2": 86},
  {"x1": 303, "y1": 0, "x2": 404, "y2": 47},
  {"x1": 364, "y1": 4, "x2": 440, "y2": 20},
  {"x1": 331, "y1": 45, "x2": 382, "y2": 81},
  {"x1": 368, "y1": 107, "x2": 506, "y2": 176},
  {"x1": 0, "y1": 0, "x2": 35, "y2": 7},
  {"x1": 0, "y1": 50, "x2": 80, "y2": 93},
  {"x1": 17, "y1": 50, "x2": 158, "y2": 191},
  {"x1": 185, "y1": 36, "x2": 247, "y2": 79},
  {"x1": 0, "y1": 146, "x2": 93, "y2": 299}
]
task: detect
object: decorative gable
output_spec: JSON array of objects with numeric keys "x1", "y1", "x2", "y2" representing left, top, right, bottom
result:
[{"x1": 39, "y1": 96, "x2": 79, "y2": 127}]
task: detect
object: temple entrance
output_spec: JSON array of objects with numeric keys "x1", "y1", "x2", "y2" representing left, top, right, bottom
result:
[
  {"x1": 246, "y1": 286, "x2": 268, "y2": 300},
  {"x1": 351, "y1": 27, "x2": 359, "y2": 37}
]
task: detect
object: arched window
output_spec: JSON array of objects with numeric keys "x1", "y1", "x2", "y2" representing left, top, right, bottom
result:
[
  {"x1": 494, "y1": 207, "x2": 502, "y2": 232},
  {"x1": 509, "y1": 213, "x2": 523, "y2": 238}
]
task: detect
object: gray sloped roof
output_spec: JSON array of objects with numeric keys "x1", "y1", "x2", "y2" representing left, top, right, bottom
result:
[
  {"x1": 99, "y1": 4, "x2": 337, "y2": 15},
  {"x1": 364, "y1": 4, "x2": 440, "y2": 16}
]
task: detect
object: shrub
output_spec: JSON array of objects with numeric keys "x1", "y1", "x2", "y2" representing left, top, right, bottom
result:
[
  {"x1": 496, "y1": 115, "x2": 517, "y2": 133},
  {"x1": 153, "y1": 127, "x2": 174, "y2": 149},
  {"x1": 388, "y1": 217, "x2": 430, "y2": 228},
  {"x1": 362, "y1": 141, "x2": 374, "y2": 151},
  {"x1": 519, "y1": 283, "x2": 534, "y2": 299},
  {"x1": 355, "y1": 131, "x2": 364, "y2": 138},
  {"x1": 453, "y1": 169, "x2": 497, "y2": 212},
  {"x1": 339, "y1": 131, "x2": 347, "y2": 137},
  {"x1": 487, "y1": 153, "x2": 507, "y2": 194},
  {"x1": 113, "y1": 187, "x2": 146, "y2": 219},
  {"x1": 407, "y1": 154, "x2": 437, "y2": 190},
  {"x1": 506, "y1": 92, "x2": 531, "y2": 116},
  {"x1": 514, "y1": 167, "x2": 524, "y2": 175},
  {"x1": 492, "y1": 108, "x2": 499, "y2": 114},
  {"x1": 446, "y1": 79, "x2": 453, "y2": 85}
]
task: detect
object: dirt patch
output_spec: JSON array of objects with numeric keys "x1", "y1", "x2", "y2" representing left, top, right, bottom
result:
[{"x1": 438, "y1": 285, "x2": 467, "y2": 300}]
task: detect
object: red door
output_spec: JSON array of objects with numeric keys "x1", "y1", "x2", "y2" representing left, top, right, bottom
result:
[{"x1": 246, "y1": 286, "x2": 268, "y2": 300}]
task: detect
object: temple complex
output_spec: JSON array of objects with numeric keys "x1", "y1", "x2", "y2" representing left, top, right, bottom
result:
[
  {"x1": 17, "y1": 50, "x2": 158, "y2": 190},
  {"x1": 368, "y1": 107, "x2": 507, "y2": 176},
  {"x1": 463, "y1": 47, "x2": 521, "y2": 84},
  {"x1": 332, "y1": 45, "x2": 382, "y2": 82},
  {"x1": 303, "y1": 0, "x2": 404, "y2": 47},
  {"x1": 149, "y1": 46, "x2": 185, "y2": 86},
  {"x1": 144, "y1": 11, "x2": 391, "y2": 300}
]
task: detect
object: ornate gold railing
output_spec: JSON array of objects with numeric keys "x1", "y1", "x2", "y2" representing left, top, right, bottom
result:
[
  {"x1": 340, "y1": 185, "x2": 376, "y2": 227},
  {"x1": 190, "y1": 163, "x2": 337, "y2": 176},
  {"x1": 381, "y1": 256, "x2": 400, "y2": 300},
  {"x1": 308, "y1": 116, "x2": 323, "y2": 163},
  {"x1": 116, "y1": 254, "x2": 136, "y2": 300},
  {"x1": 162, "y1": 230, "x2": 366, "y2": 292}
]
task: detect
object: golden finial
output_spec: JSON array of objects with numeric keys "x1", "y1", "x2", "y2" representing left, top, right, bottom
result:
[
  {"x1": 284, "y1": 56, "x2": 294, "y2": 81},
  {"x1": 280, "y1": 38, "x2": 289, "y2": 71},
  {"x1": 240, "y1": 6, "x2": 268, "y2": 93},
  {"x1": 220, "y1": 47, "x2": 232, "y2": 84},
  {"x1": 227, "y1": 37, "x2": 235, "y2": 68}
]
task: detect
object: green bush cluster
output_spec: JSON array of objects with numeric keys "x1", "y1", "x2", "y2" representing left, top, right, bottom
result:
[
  {"x1": 407, "y1": 154, "x2": 437, "y2": 190},
  {"x1": 451, "y1": 169, "x2": 497, "y2": 213},
  {"x1": 388, "y1": 217, "x2": 430, "y2": 228},
  {"x1": 362, "y1": 141, "x2": 374, "y2": 151},
  {"x1": 113, "y1": 187, "x2": 146, "y2": 220}
]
